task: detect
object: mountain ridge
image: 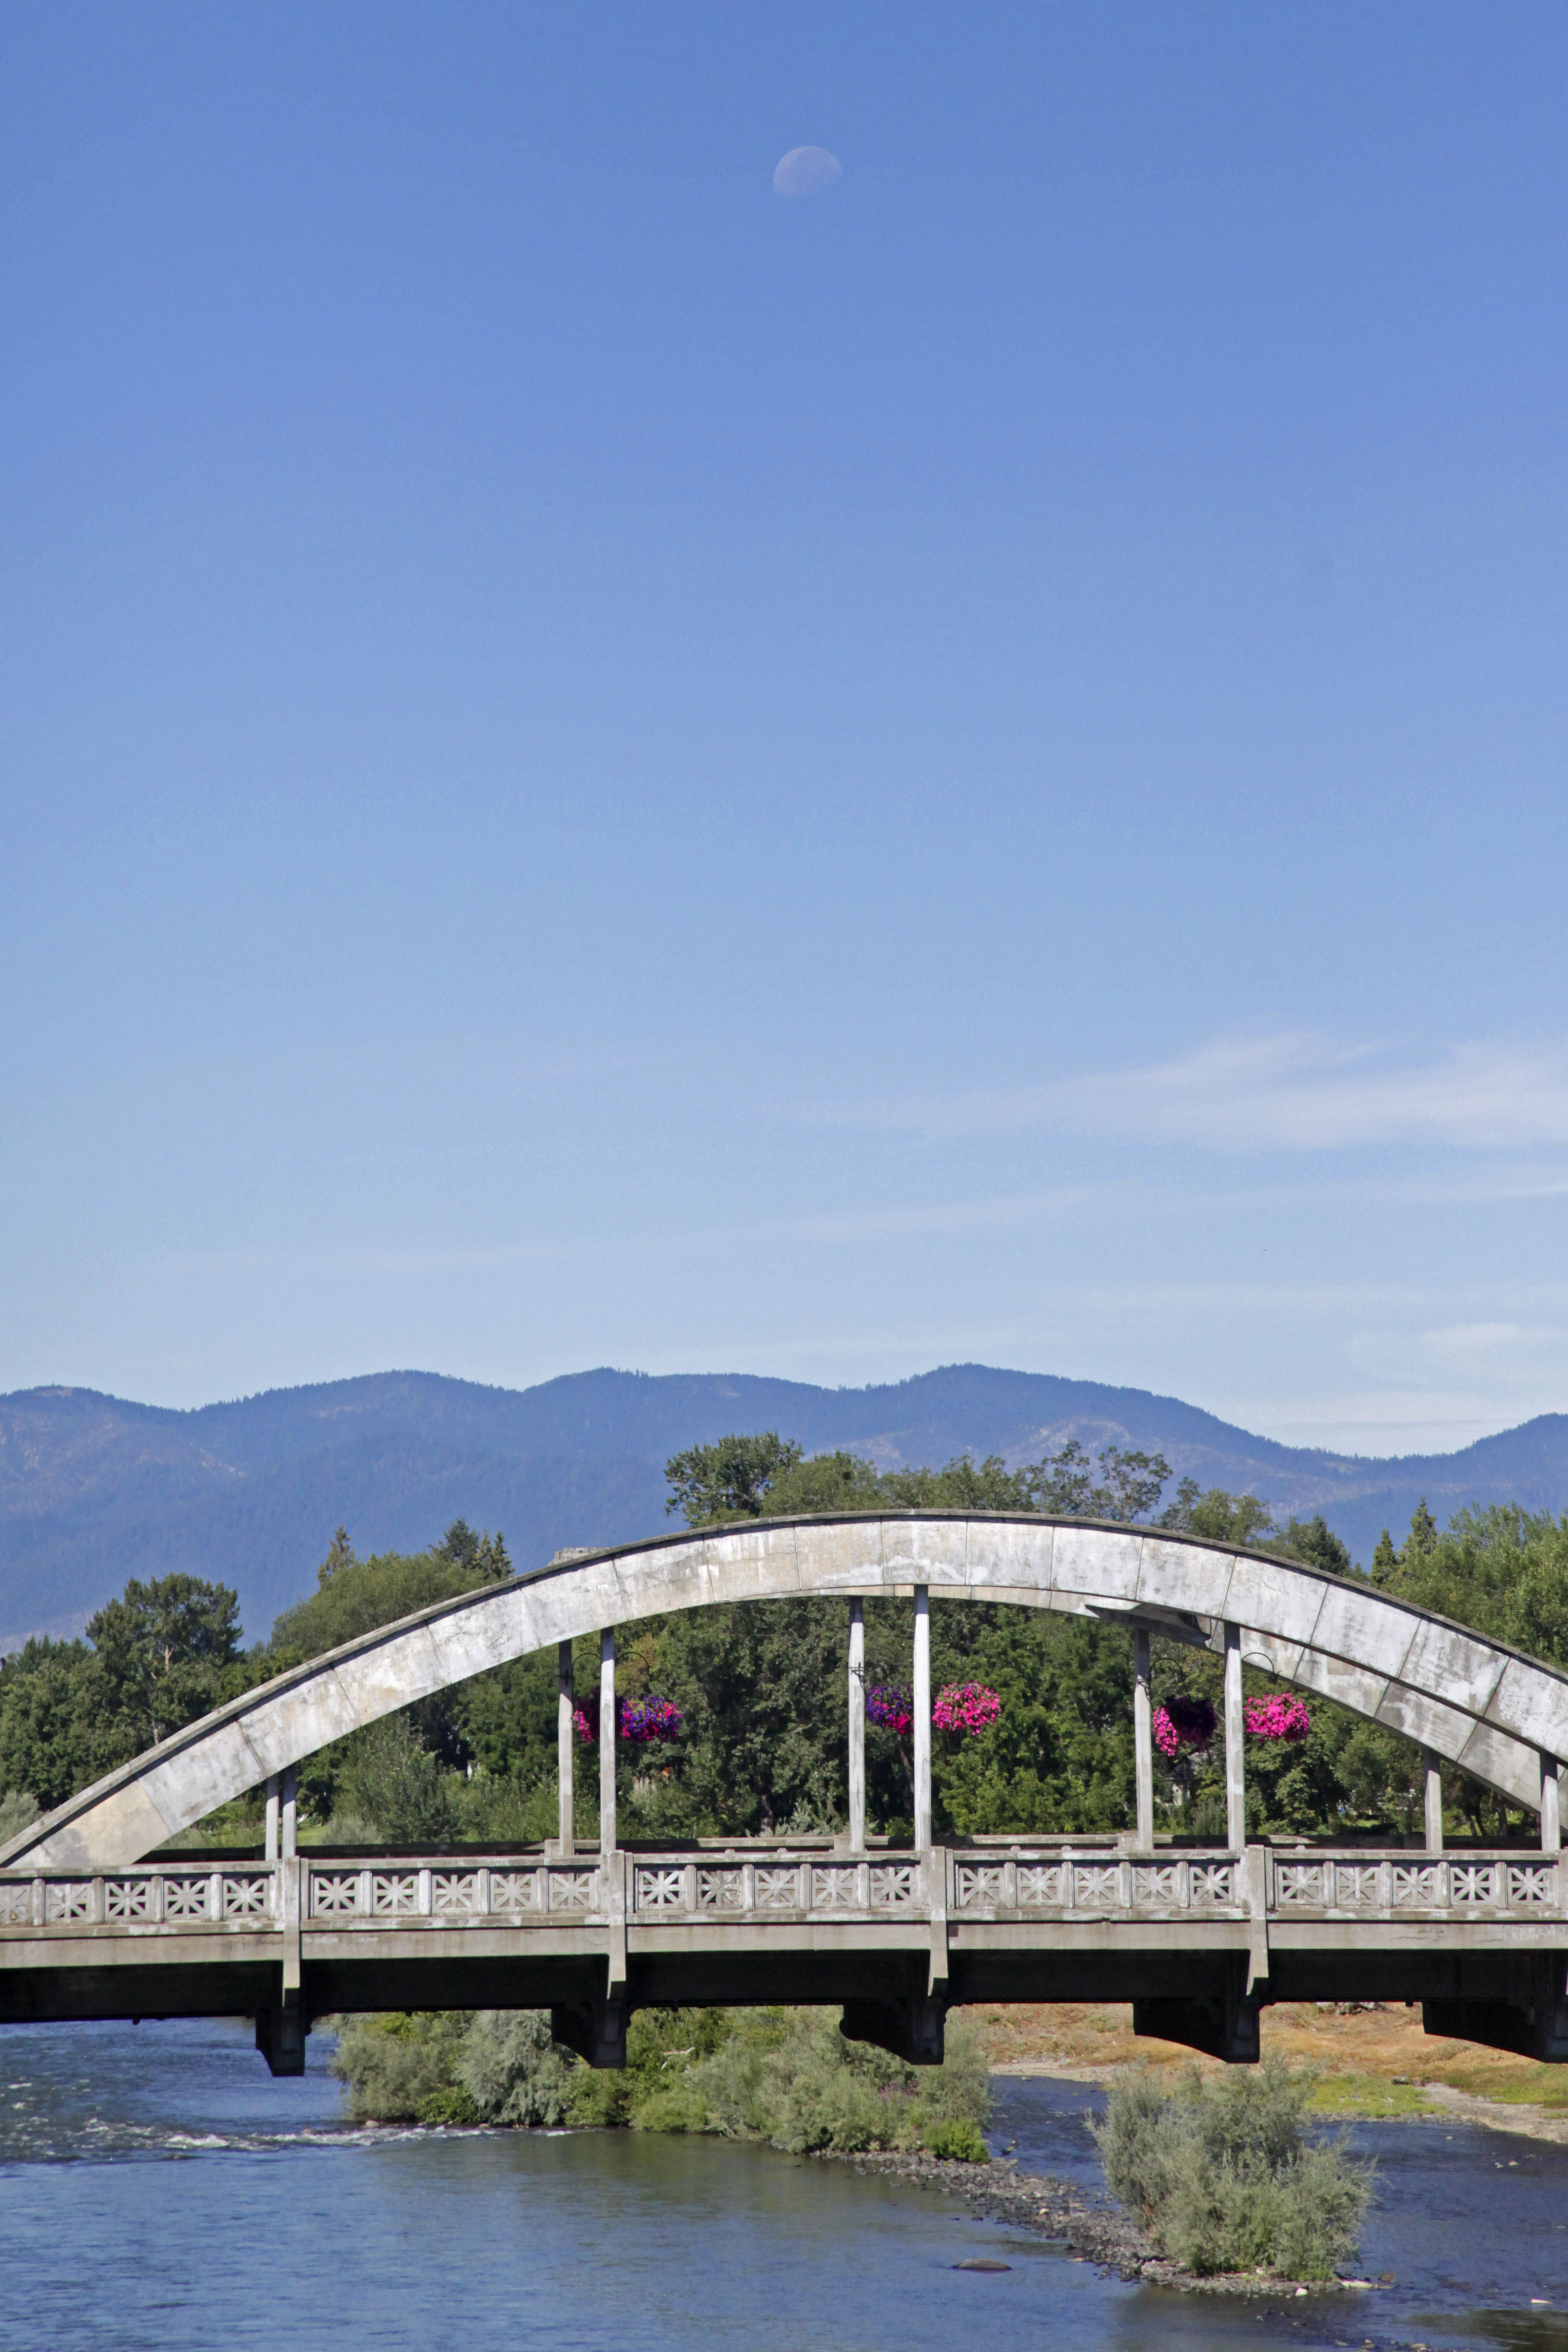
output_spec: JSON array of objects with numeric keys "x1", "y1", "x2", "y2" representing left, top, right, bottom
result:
[{"x1": 2, "y1": 1365, "x2": 1566, "y2": 1649}]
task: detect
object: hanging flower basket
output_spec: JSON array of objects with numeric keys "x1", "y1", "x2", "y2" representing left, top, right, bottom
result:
[
  {"x1": 620, "y1": 1696, "x2": 684, "y2": 1744},
  {"x1": 932, "y1": 1682, "x2": 1002, "y2": 1735},
  {"x1": 865, "y1": 1684, "x2": 913, "y2": 1735},
  {"x1": 573, "y1": 1695, "x2": 684, "y2": 1744},
  {"x1": 1152, "y1": 1695, "x2": 1216, "y2": 1759},
  {"x1": 1244, "y1": 1693, "x2": 1311, "y2": 1744}
]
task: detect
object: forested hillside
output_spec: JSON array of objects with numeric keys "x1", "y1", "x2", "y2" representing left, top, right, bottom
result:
[{"x1": 5, "y1": 1364, "x2": 1568, "y2": 1644}]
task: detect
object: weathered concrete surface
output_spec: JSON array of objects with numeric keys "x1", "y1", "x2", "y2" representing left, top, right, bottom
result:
[
  {"x1": 6, "y1": 1514, "x2": 1568, "y2": 1870},
  {"x1": 3, "y1": 1841, "x2": 1567, "y2": 2073}
]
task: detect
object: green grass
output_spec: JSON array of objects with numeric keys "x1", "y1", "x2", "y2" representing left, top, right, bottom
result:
[{"x1": 1306, "y1": 2073, "x2": 1435, "y2": 2119}]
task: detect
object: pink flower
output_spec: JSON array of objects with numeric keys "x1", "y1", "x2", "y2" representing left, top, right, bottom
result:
[
  {"x1": 1244, "y1": 1693, "x2": 1311, "y2": 1743},
  {"x1": 1153, "y1": 1696, "x2": 1216, "y2": 1756},
  {"x1": 931, "y1": 1682, "x2": 1002, "y2": 1736},
  {"x1": 865, "y1": 1685, "x2": 914, "y2": 1735}
]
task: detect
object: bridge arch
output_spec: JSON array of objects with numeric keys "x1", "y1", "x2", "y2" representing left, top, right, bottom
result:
[{"x1": 5, "y1": 1513, "x2": 1567, "y2": 1872}]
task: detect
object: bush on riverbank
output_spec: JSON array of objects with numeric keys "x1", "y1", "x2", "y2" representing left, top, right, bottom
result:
[
  {"x1": 1092, "y1": 2058, "x2": 1371, "y2": 2278},
  {"x1": 327, "y1": 2004, "x2": 990, "y2": 2155}
]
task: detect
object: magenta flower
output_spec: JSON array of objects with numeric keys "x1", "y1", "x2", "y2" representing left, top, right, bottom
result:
[
  {"x1": 1152, "y1": 1695, "x2": 1216, "y2": 1757},
  {"x1": 865, "y1": 1684, "x2": 914, "y2": 1735},
  {"x1": 619, "y1": 1696, "x2": 684, "y2": 1744},
  {"x1": 1244, "y1": 1693, "x2": 1311, "y2": 1743},
  {"x1": 573, "y1": 1694, "x2": 684, "y2": 1743},
  {"x1": 931, "y1": 1682, "x2": 1002, "y2": 1735}
]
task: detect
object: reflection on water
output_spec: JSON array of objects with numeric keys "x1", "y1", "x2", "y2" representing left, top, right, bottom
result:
[{"x1": 0, "y1": 2020, "x2": 1566, "y2": 2351}]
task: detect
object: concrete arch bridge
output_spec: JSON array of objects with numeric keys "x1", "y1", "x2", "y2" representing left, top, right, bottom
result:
[{"x1": 3, "y1": 1513, "x2": 1568, "y2": 2077}]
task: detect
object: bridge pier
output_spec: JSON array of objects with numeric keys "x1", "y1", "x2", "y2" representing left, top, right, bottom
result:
[
  {"x1": 255, "y1": 2002, "x2": 307, "y2": 2076},
  {"x1": 847, "y1": 1601, "x2": 865, "y2": 1851},
  {"x1": 1423, "y1": 1952, "x2": 1568, "y2": 2062},
  {"x1": 264, "y1": 1775, "x2": 279, "y2": 1861},
  {"x1": 1135, "y1": 1954, "x2": 1261, "y2": 2064},
  {"x1": 551, "y1": 1995, "x2": 629, "y2": 2070},
  {"x1": 1543, "y1": 1755, "x2": 1561, "y2": 1853}
]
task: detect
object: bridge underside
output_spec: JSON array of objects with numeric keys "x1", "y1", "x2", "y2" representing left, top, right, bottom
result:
[{"x1": 5, "y1": 1908, "x2": 1567, "y2": 2074}]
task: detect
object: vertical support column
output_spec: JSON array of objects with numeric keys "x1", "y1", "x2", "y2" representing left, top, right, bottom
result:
[
  {"x1": 1541, "y1": 1754, "x2": 1561, "y2": 1855},
  {"x1": 1132, "y1": 1628, "x2": 1154, "y2": 1853},
  {"x1": 264, "y1": 1774, "x2": 280, "y2": 1862},
  {"x1": 557, "y1": 1639, "x2": 575, "y2": 1854},
  {"x1": 1223, "y1": 1623, "x2": 1246, "y2": 1853},
  {"x1": 847, "y1": 1600, "x2": 866, "y2": 1852},
  {"x1": 281, "y1": 1764, "x2": 297, "y2": 1859},
  {"x1": 913, "y1": 1586, "x2": 931, "y2": 1854},
  {"x1": 599, "y1": 1629, "x2": 617, "y2": 1858},
  {"x1": 1423, "y1": 1746, "x2": 1445, "y2": 1854}
]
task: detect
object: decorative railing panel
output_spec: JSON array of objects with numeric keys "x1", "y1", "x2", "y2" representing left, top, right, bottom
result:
[
  {"x1": 1270, "y1": 1853, "x2": 1565, "y2": 1919},
  {"x1": 949, "y1": 1852, "x2": 1242, "y2": 1916},
  {"x1": 0, "y1": 1848, "x2": 1562, "y2": 1948}
]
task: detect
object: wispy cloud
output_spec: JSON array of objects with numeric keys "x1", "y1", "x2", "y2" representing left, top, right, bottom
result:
[{"x1": 823, "y1": 1034, "x2": 1568, "y2": 1153}]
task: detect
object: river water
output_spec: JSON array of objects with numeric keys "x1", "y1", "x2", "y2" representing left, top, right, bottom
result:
[{"x1": 1, "y1": 2019, "x2": 1565, "y2": 2352}]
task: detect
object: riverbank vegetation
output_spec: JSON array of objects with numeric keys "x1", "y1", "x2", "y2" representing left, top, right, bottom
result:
[
  {"x1": 328, "y1": 2002, "x2": 991, "y2": 2157},
  {"x1": 3, "y1": 1435, "x2": 1568, "y2": 1852},
  {"x1": 1092, "y1": 2058, "x2": 1372, "y2": 2278}
]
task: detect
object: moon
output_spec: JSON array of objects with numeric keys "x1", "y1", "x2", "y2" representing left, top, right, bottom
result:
[{"x1": 772, "y1": 146, "x2": 842, "y2": 200}]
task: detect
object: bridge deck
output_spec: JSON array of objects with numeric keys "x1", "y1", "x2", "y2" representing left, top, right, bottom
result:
[{"x1": 2, "y1": 1840, "x2": 1566, "y2": 2073}]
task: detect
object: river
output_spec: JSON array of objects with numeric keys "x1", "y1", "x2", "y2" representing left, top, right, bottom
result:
[{"x1": 0, "y1": 2019, "x2": 1564, "y2": 2352}]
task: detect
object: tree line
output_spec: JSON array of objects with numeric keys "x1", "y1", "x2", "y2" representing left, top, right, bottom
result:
[{"x1": 2, "y1": 1436, "x2": 1566, "y2": 1848}]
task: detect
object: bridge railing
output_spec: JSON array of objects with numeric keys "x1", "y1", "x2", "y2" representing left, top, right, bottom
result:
[
  {"x1": 5, "y1": 1844, "x2": 1564, "y2": 1936},
  {"x1": 0, "y1": 1864, "x2": 276, "y2": 1929}
]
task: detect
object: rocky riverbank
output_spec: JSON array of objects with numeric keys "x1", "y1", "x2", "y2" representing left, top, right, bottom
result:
[{"x1": 835, "y1": 2149, "x2": 1375, "y2": 2298}]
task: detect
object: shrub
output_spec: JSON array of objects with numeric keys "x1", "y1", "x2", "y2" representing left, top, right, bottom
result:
[
  {"x1": 415, "y1": 2085, "x2": 481, "y2": 2126},
  {"x1": 686, "y1": 2008, "x2": 991, "y2": 2156},
  {"x1": 328, "y1": 2011, "x2": 473, "y2": 2121},
  {"x1": 0, "y1": 1789, "x2": 38, "y2": 1844},
  {"x1": 327, "y1": 2000, "x2": 991, "y2": 2154},
  {"x1": 1092, "y1": 2058, "x2": 1371, "y2": 2278},
  {"x1": 457, "y1": 2012, "x2": 577, "y2": 2126},
  {"x1": 925, "y1": 2117, "x2": 989, "y2": 2161}
]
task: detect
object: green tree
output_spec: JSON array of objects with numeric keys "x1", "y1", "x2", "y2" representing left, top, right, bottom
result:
[
  {"x1": 86, "y1": 1574, "x2": 243, "y2": 1748},
  {"x1": 664, "y1": 1433, "x2": 804, "y2": 1523},
  {"x1": 270, "y1": 1522, "x2": 510, "y2": 1662},
  {"x1": 0, "y1": 1639, "x2": 114, "y2": 1815}
]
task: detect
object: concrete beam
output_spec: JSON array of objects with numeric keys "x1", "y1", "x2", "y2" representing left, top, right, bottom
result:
[
  {"x1": 1423, "y1": 1747, "x2": 1444, "y2": 1854},
  {"x1": 599, "y1": 1631, "x2": 616, "y2": 1859},
  {"x1": 1223, "y1": 1623, "x2": 1246, "y2": 1851},
  {"x1": 913, "y1": 1588, "x2": 931, "y2": 1854},
  {"x1": 1132, "y1": 1629, "x2": 1154, "y2": 1854},
  {"x1": 847, "y1": 1601, "x2": 865, "y2": 1853},
  {"x1": 557, "y1": 1641, "x2": 574, "y2": 1854}
]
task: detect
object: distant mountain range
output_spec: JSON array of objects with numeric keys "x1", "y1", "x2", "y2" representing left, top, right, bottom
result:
[{"x1": 2, "y1": 1365, "x2": 1567, "y2": 1650}]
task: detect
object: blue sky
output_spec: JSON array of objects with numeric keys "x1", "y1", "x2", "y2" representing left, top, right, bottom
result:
[{"x1": 3, "y1": 2, "x2": 1567, "y2": 1451}]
